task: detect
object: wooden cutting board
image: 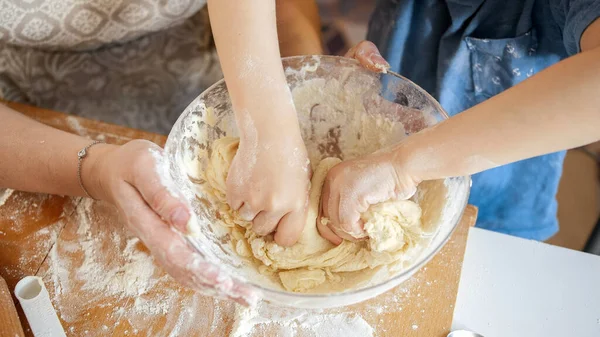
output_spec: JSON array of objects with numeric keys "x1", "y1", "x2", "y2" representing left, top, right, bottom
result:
[
  {"x1": 0, "y1": 101, "x2": 477, "y2": 336},
  {"x1": 0, "y1": 275, "x2": 25, "y2": 337}
]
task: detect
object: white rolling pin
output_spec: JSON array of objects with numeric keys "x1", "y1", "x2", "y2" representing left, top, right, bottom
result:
[{"x1": 14, "y1": 276, "x2": 66, "y2": 337}]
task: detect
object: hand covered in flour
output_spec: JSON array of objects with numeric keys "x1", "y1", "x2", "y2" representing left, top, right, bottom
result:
[
  {"x1": 345, "y1": 40, "x2": 390, "y2": 73},
  {"x1": 84, "y1": 140, "x2": 257, "y2": 306},
  {"x1": 226, "y1": 126, "x2": 312, "y2": 247},
  {"x1": 317, "y1": 40, "x2": 418, "y2": 244},
  {"x1": 318, "y1": 150, "x2": 419, "y2": 244}
]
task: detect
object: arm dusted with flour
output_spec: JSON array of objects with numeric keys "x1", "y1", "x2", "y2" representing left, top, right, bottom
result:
[
  {"x1": 0, "y1": 104, "x2": 256, "y2": 305},
  {"x1": 208, "y1": 0, "x2": 312, "y2": 247},
  {"x1": 319, "y1": 20, "x2": 600, "y2": 243}
]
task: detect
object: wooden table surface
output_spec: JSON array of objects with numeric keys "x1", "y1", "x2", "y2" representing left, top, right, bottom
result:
[{"x1": 0, "y1": 101, "x2": 478, "y2": 337}]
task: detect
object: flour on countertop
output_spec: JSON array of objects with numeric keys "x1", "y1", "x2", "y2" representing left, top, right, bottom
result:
[
  {"x1": 1, "y1": 191, "x2": 62, "y2": 284},
  {"x1": 231, "y1": 303, "x2": 374, "y2": 337},
  {"x1": 75, "y1": 199, "x2": 158, "y2": 297},
  {"x1": 47, "y1": 203, "x2": 159, "y2": 325},
  {"x1": 37, "y1": 194, "x2": 434, "y2": 337},
  {"x1": 45, "y1": 198, "x2": 213, "y2": 336},
  {"x1": 299, "y1": 313, "x2": 374, "y2": 336}
]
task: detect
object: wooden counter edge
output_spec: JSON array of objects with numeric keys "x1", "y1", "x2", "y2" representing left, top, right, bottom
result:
[
  {"x1": 1, "y1": 100, "x2": 166, "y2": 145},
  {"x1": 462, "y1": 205, "x2": 478, "y2": 228},
  {"x1": 0, "y1": 276, "x2": 25, "y2": 337}
]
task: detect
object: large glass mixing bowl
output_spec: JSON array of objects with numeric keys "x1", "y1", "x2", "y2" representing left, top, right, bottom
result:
[{"x1": 165, "y1": 56, "x2": 470, "y2": 309}]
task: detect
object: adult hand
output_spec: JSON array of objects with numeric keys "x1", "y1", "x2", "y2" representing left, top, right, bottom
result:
[{"x1": 85, "y1": 140, "x2": 257, "y2": 306}]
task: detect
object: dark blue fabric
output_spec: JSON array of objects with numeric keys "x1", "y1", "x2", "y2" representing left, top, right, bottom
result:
[{"x1": 367, "y1": 0, "x2": 600, "y2": 240}]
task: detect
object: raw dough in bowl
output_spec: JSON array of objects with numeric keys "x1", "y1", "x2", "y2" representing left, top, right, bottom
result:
[{"x1": 204, "y1": 137, "x2": 429, "y2": 293}]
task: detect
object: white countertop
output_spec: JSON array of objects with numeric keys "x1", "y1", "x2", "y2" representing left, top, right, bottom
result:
[{"x1": 452, "y1": 227, "x2": 600, "y2": 337}]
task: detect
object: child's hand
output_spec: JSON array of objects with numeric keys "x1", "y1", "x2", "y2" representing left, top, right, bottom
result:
[
  {"x1": 86, "y1": 140, "x2": 257, "y2": 306},
  {"x1": 345, "y1": 40, "x2": 390, "y2": 73},
  {"x1": 318, "y1": 151, "x2": 419, "y2": 245},
  {"x1": 226, "y1": 125, "x2": 312, "y2": 247},
  {"x1": 317, "y1": 40, "x2": 412, "y2": 244}
]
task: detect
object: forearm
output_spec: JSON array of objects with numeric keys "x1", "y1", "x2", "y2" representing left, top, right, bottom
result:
[
  {"x1": 0, "y1": 105, "x2": 113, "y2": 197},
  {"x1": 208, "y1": 0, "x2": 298, "y2": 137},
  {"x1": 276, "y1": 0, "x2": 323, "y2": 56},
  {"x1": 396, "y1": 46, "x2": 600, "y2": 181}
]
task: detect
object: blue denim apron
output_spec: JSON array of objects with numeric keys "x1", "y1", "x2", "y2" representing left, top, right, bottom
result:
[{"x1": 367, "y1": 0, "x2": 600, "y2": 239}]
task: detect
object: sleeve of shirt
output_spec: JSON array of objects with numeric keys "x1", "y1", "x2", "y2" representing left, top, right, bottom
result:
[{"x1": 551, "y1": 0, "x2": 600, "y2": 55}]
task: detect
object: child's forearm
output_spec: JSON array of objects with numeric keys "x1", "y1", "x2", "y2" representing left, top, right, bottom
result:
[
  {"x1": 394, "y1": 45, "x2": 600, "y2": 181},
  {"x1": 208, "y1": 0, "x2": 299, "y2": 138}
]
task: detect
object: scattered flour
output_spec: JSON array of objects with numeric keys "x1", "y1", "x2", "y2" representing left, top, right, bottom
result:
[
  {"x1": 68, "y1": 199, "x2": 158, "y2": 298},
  {"x1": 230, "y1": 303, "x2": 374, "y2": 337},
  {"x1": 1, "y1": 194, "x2": 62, "y2": 283},
  {"x1": 46, "y1": 198, "x2": 218, "y2": 336},
  {"x1": 77, "y1": 236, "x2": 157, "y2": 297},
  {"x1": 299, "y1": 313, "x2": 374, "y2": 336}
]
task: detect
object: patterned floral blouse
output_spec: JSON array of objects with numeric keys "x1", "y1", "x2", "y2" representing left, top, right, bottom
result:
[{"x1": 0, "y1": 0, "x2": 222, "y2": 134}]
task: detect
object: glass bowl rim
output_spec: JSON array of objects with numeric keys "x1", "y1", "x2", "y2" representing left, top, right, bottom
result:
[{"x1": 166, "y1": 54, "x2": 471, "y2": 301}]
